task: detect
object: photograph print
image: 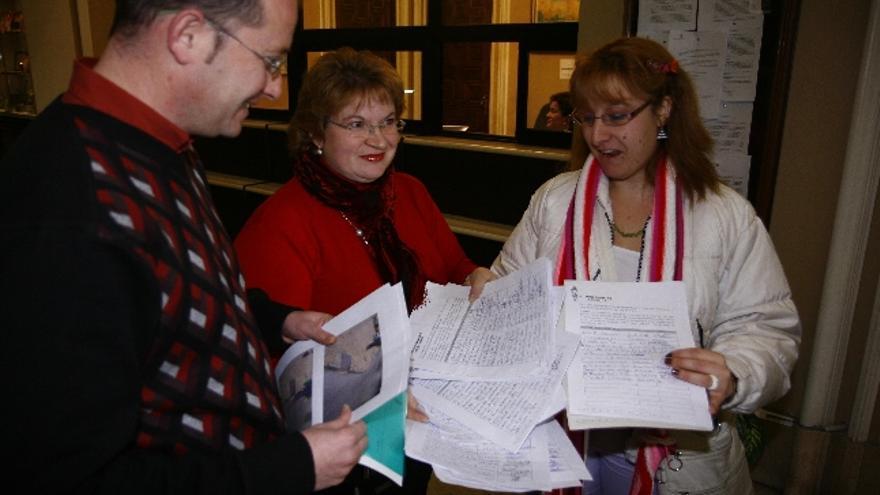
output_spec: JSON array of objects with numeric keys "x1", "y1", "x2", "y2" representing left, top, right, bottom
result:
[
  {"x1": 278, "y1": 348, "x2": 314, "y2": 432},
  {"x1": 323, "y1": 314, "x2": 383, "y2": 420}
]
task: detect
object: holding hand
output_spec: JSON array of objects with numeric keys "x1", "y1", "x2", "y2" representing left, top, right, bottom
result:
[
  {"x1": 665, "y1": 348, "x2": 737, "y2": 415},
  {"x1": 407, "y1": 389, "x2": 428, "y2": 423},
  {"x1": 282, "y1": 310, "x2": 336, "y2": 345},
  {"x1": 302, "y1": 405, "x2": 368, "y2": 490},
  {"x1": 464, "y1": 267, "x2": 497, "y2": 302}
]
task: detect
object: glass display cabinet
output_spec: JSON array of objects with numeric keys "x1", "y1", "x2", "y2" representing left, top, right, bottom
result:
[{"x1": 0, "y1": 8, "x2": 35, "y2": 115}]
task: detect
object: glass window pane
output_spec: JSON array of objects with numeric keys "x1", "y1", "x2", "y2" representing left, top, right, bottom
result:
[
  {"x1": 397, "y1": 51, "x2": 423, "y2": 121},
  {"x1": 302, "y1": 0, "x2": 426, "y2": 29},
  {"x1": 442, "y1": 42, "x2": 518, "y2": 137},
  {"x1": 303, "y1": 50, "x2": 423, "y2": 121},
  {"x1": 441, "y1": 0, "x2": 579, "y2": 26},
  {"x1": 527, "y1": 51, "x2": 576, "y2": 132},
  {"x1": 533, "y1": 0, "x2": 581, "y2": 23}
]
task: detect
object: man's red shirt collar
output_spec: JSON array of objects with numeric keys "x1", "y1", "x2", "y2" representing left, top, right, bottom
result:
[{"x1": 62, "y1": 58, "x2": 191, "y2": 153}]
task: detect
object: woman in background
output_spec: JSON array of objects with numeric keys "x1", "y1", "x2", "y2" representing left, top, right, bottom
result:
[
  {"x1": 534, "y1": 91, "x2": 574, "y2": 131},
  {"x1": 235, "y1": 47, "x2": 492, "y2": 495},
  {"x1": 491, "y1": 37, "x2": 800, "y2": 494},
  {"x1": 544, "y1": 91, "x2": 574, "y2": 131}
]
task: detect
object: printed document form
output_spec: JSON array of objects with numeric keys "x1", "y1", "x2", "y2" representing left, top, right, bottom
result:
[{"x1": 563, "y1": 280, "x2": 713, "y2": 431}]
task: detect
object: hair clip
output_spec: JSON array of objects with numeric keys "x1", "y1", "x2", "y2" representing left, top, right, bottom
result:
[{"x1": 649, "y1": 59, "x2": 679, "y2": 74}]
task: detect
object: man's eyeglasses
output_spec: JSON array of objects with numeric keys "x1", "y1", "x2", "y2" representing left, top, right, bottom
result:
[
  {"x1": 326, "y1": 117, "x2": 406, "y2": 138},
  {"x1": 570, "y1": 100, "x2": 654, "y2": 127},
  {"x1": 204, "y1": 17, "x2": 286, "y2": 79}
]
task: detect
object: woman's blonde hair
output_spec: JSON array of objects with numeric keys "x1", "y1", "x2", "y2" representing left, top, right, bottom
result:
[
  {"x1": 289, "y1": 47, "x2": 405, "y2": 155},
  {"x1": 569, "y1": 37, "x2": 720, "y2": 199}
]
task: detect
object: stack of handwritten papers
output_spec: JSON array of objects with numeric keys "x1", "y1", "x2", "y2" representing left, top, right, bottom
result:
[{"x1": 406, "y1": 258, "x2": 590, "y2": 491}]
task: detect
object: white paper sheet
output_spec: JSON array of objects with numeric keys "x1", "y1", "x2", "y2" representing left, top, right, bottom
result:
[
  {"x1": 410, "y1": 325, "x2": 580, "y2": 451},
  {"x1": 406, "y1": 404, "x2": 587, "y2": 492},
  {"x1": 704, "y1": 101, "x2": 753, "y2": 155},
  {"x1": 698, "y1": 0, "x2": 764, "y2": 29},
  {"x1": 546, "y1": 419, "x2": 592, "y2": 487},
  {"x1": 434, "y1": 419, "x2": 592, "y2": 492},
  {"x1": 722, "y1": 18, "x2": 764, "y2": 101},
  {"x1": 406, "y1": 404, "x2": 549, "y2": 492},
  {"x1": 637, "y1": 0, "x2": 698, "y2": 32},
  {"x1": 667, "y1": 30, "x2": 727, "y2": 119},
  {"x1": 713, "y1": 152, "x2": 752, "y2": 197},
  {"x1": 410, "y1": 258, "x2": 555, "y2": 379},
  {"x1": 563, "y1": 281, "x2": 713, "y2": 431}
]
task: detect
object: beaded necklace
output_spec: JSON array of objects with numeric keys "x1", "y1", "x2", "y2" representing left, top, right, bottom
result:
[
  {"x1": 604, "y1": 212, "x2": 651, "y2": 282},
  {"x1": 611, "y1": 219, "x2": 649, "y2": 238},
  {"x1": 339, "y1": 211, "x2": 369, "y2": 246}
]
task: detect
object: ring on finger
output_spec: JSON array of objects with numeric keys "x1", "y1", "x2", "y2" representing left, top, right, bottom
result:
[{"x1": 706, "y1": 373, "x2": 720, "y2": 391}]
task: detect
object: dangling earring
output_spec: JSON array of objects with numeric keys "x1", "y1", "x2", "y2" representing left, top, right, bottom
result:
[
  {"x1": 314, "y1": 146, "x2": 323, "y2": 156},
  {"x1": 656, "y1": 126, "x2": 669, "y2": 140}
]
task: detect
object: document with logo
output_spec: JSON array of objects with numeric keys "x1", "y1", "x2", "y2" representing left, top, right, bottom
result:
[
  {"x1": 275, "y1": 283, "x2": 410, "y2": 485},
  {"x1": 563, "y1": 280, "x2": 713, "y2": 431}
]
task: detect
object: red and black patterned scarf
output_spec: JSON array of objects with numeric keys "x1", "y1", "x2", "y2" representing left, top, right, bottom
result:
[{"x1": 297, "y1": 151, "x2": 424, "y2": 310}]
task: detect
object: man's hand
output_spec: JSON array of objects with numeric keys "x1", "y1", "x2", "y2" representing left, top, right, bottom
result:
[
  {"x1": 282, "y1": 310, "x2": 335, "y2": 345},
  {"x1": 464, "y1": 267, "x2": 497, "y2": 302},
  {"x1": 302, "y1": 405, "x2": 367, "y2": 490}
]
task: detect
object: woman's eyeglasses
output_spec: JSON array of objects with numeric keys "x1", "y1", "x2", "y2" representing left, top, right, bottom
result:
[
  {"x1": 570, "y1": 100, "x2": 654, "y2": 127},
  {"x1": 326, "y1": 117, "x2": 406, "y2": 138}
]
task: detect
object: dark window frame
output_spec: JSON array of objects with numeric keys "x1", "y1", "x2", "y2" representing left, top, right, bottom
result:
[{"x1": 249, "y1": 3, "x2": 580, "y2": 149}]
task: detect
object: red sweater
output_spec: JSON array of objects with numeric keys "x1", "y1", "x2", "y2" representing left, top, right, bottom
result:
[{"x1": 235, "y1": 172, "x2": 476, "y2": 315}]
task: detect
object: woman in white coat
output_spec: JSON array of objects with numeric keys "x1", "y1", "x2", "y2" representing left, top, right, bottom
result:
[{"x1": 491, "y1": 37, "x2": 800, "y2": 494}]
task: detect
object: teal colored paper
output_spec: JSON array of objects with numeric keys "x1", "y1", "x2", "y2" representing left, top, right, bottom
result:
[{"x1": 361, "y1": 391, "x2": 406, "y2": 483}]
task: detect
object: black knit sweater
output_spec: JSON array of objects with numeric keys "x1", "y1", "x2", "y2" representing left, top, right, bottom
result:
[{"x1": 0, "y1": 98, "x2": 314, "y2": 494}]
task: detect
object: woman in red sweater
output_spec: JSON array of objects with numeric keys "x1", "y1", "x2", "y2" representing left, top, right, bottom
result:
[
  {"x1": 236, "y1": 47, "x2": 491, "y2": 321},
  {"x1": 234, "y1": 47, "x2": 493, "y2": 494}
]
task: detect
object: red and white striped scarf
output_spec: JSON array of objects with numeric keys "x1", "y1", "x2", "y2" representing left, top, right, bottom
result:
[
  {"x1": 555, "y1": 153, "x2": 683, "y2": 284},
  {"x1": 554, "y1": 153, "x2": 684, "y2": 495}
]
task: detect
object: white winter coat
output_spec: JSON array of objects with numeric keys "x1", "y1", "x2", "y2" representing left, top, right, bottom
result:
[{"x1": 492, "y1": 170, "x2": 801, "y2": 494}]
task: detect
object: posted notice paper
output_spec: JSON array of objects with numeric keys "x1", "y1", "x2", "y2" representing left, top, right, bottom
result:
[
  {"x1": 275, "y1": 283, "x2": 410, "y2": 485},
  {"x1": 563, "y1": 280, "x2": 713, "y2": 431}
]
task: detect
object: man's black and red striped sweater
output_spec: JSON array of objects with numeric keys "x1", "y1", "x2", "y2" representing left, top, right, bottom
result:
[{"x1": 1, "y1": 93, "x2": 313, "y2": 493}]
